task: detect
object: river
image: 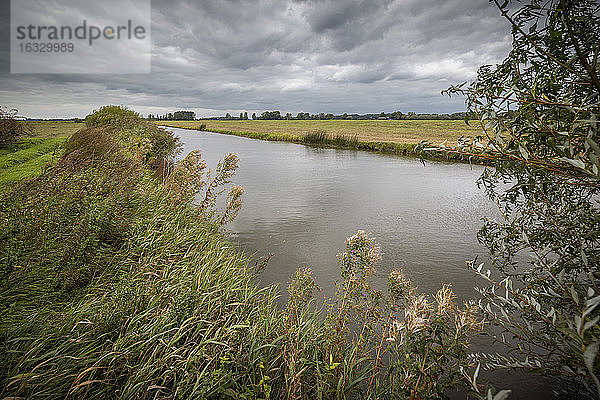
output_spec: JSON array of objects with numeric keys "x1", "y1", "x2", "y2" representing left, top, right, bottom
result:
[{"x1": 169, "y1": 126, "x2": 557, "y2": 399}]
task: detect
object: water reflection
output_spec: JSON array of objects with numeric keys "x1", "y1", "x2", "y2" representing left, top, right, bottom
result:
[{"x1": 172, "y1": 128, "x2": 492, "y2": 301}]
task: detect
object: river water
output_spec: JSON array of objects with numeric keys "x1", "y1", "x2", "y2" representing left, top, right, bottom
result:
[{"x1": 169, "y1": 127, "x2": 557, "y2": 399}]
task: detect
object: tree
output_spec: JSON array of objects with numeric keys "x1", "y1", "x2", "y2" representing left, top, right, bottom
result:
[
  {"x1": 173, "y1": 111, "x2": 193, "y2": 120},
  {"x1": 426, "y1": 0, "x2": 600, "y2": 397},
  {"x1": 260, "y1": 111, "x2": 282, "y2": 120},
  {"x1": 173, "y1": 111, "x2": 195, "y2": 121},
  {"x1": 251, "y1": 112, "x2": 256, "y2": 120},
  {"x1": 389, "y1": 111, "x2": 403, "y2": 120},
  {"x1": 244, "y1": 112, "x2": 248, "y2": 120}
]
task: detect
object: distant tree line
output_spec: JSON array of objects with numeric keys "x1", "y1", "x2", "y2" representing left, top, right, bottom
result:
[
  {"x1": 148, "y1": 110, "x2": 472, "y2": 121},
  {"x1": 208, "y1": 110, "x2": 472, "y2": 121}
]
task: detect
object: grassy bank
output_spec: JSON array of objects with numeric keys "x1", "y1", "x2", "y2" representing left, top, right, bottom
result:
[
  {"x1": 161, "y1": 121, "x2": 477, "y2": 162},
  {"x1": 0, "y1": 107, "x2": 480, "y2": 399},
  {"x1": 0, "y1": 108, "x2": 290, "y2": 398}
]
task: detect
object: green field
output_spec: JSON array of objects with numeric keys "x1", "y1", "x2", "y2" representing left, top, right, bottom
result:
[
  {"x1": 0, "y1": 121, "x2": 83, "y2": 186},
  {"x1": 160, "y1": 119, "x2": 481, "y2": 144}
]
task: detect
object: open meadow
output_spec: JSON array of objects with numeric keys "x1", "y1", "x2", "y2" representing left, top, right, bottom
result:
[{"x1": 27, "y1": 120, "x2": 84, "y2": 138}]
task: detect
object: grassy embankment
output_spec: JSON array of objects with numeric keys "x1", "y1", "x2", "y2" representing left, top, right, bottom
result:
[
  {"x1": 0, "y1": 108, "x2": 480, "y2": 398},
  {"x1": 160, "y1": 119, "x2": 482, "y2": 161},
  {"x1": 0, "y1": 110, "x2": 358, "y2": 399},
  {"x1": 0, "y1": 110, "x2": 292, "y2": 398},
  {"x1": 0, "y1": 121, "x2": 83, "y2": 186}
]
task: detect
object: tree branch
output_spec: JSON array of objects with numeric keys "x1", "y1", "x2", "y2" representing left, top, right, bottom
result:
[
  {"x1": 559, "y1": 0, "x2": 600, "y2": 95},
  {"x1": 492, "y1": 0, "x2": 586, "y2": 81}
]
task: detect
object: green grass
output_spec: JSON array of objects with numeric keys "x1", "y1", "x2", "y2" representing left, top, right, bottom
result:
[
  {"x1": 0, "y1": 137, "x2": 69, "y2": 186},
  {"x1": 303, "y1": 129, "x2": 328, "y2": 144},
  {"x1": 27, "y1": 121, "x2": 84, "y2": 138},
  {"x1": 0, "y1": 121, "x2": 84, "y2": 186},
  {"x1": 303, "y1": 129, "x2": 360, "y2": 147}
]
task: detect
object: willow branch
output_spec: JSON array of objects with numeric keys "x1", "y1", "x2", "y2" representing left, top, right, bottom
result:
[{"x1": 559, "y1": 0, "x2": 600, "y2": 95}]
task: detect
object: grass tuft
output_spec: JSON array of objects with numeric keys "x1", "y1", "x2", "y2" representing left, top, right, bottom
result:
[
  {"x1": 303, "y1": 129, "x2": 328, "y2": 144},
  {"x1": 303, "y1": 130, "x2": 359, "y2": 147}
]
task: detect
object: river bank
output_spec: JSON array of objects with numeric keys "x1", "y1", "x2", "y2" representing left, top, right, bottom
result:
[
  {"x1": 160, "y1": 120, "x2": 483, "y2": 163},
  {"x1": 159, "y1": 119, "x2": 480, "y2": 144}
]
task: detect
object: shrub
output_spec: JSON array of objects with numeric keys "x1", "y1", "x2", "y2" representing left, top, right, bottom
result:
[
  {"x1": 0, "y1": 107, "x2": 30, "y2": 148},
  {"x1": 284, "y1": 231, "x2": 483, "y2": 399},
  {"x1": 84, "y1": 106, "x2": 181, "y2": 179},
  {"x1": 84, "y1": 105, "x2": 140, "y2": 128}
]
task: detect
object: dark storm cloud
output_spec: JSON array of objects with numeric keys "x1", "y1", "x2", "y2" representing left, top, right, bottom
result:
[
  {"x1": 305, "y1": 0, "x2": 392, "y2": 33},
  {"x1": 0, "y1": 0, "x2": 511, "y2": 118}
]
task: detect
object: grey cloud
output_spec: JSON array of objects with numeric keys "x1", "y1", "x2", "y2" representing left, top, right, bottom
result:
[
  {"x1": 0, "y1": 0, "x2": 511, "y2": 118},
  {"x1": 305, "y1": 0, "x2": 392, "y2": 33}
]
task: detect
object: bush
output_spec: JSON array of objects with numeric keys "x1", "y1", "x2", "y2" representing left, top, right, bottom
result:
[
  {"x1": 283, "y1": 231, "x2": 482, "y2": 399},
  {"x1": 85, "y1": 106, "x2": 181, "y2": 179},
  {"x1": 0, "y1": 107, "x2": 30, "y2": 148},
  {"x1": 84, "y1": 105, "x2": 140, "y2": 128}
]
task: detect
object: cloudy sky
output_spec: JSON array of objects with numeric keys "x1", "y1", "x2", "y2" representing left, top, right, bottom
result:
[{"x1": 0, "y1": 0, "x2": 511, "y2": 119}]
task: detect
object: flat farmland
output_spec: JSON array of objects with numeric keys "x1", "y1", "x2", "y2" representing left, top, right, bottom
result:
[
  {"x1": 160, "y1": 119, "x2": 481, "y2": 144},
  {"x1": 28, "y1": 121, "x2": 84, "y2": 137}
]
